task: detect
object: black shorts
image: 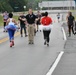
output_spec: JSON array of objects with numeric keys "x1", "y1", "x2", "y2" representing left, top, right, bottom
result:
[
  {"x1": 58, "y1": 17, "x2": 60, "y2": 19},
  {"x1": 36, "y1": 19, "x2": 41, "y2": 25}
]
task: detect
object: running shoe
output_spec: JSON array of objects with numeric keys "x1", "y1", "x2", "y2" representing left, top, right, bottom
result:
[
  {"x1": 12, "y1": 41, "x2": 14, "y2": 46},
  {"x1": 44, "y1": 41, "x2": 46, "y2": 45},
  {"x1": 10, "y1": 42, "x2": 13, "y2": 47},
  {"x1": 47, "y1": 43, "x2": 49, "y2": 47}
]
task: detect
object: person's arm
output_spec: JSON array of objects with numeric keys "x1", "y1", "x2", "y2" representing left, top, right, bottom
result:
[
  {"x1": 13, "y1": 19, "x2": 17, "y2": 25},
  {"x1": 35, "y1": 14, "x2": 37, "y2": 18},
  {"x1": 73, "y1": 17, "x2": 75, "y2": 24},
  {"x1": 24, "y1": 15, "x2": 29, "y2": 25},
  {"x1": 23, "y1": 18, "x2": 26, "y2": 24},
  {"x1": 41, "y1": 17, "x2": 44, "y2": 25},
  {"x1": 25, "y1": 15, "x2": 28, "y2": 20},
  {"x1": 6, "y1": 19, "x2": 10, "y2": 25},
  {"x1": 6, "y1": 21, "x2": 9, "y2": 25},
  {"x1": 66, "y1": 15, "x2": 68, "y2": 22},
  {"x1": 18, "y1": 16, "x2": 20, "y2": 24},
  {"x1": 73, "y1": 16, "x2": 75, "y2": 26},
  {"x1": 18, "y1": 16, "x2": 22, "y2": 21},
  {"x1": 49, "y1": 17, "x2": 52, "y2": 24},
  {"x1": 35, "y1": 15, "x2": 38, "y2": 23}
]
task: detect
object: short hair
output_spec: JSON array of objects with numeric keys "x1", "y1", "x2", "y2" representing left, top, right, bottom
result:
[
  {"x1": 69, "y1": 12, "x2": 72, "y2": 15},
  {"x1": 45, "y1": 12, "x2": 48, "y2": 16},
  {"x1": 41, "y1": 13, "x2": 45, "y2": 16},
  {"x1": 9, "y1": 13, "x2": 13, "y2": 18}
]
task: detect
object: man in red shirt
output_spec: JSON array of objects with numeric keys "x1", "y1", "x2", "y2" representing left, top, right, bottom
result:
[{"x1": 41, "y1": 12, "x2": 52, "y2": 46}]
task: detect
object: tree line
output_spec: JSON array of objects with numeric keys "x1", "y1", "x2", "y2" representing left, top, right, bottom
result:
[
  {"x1": 0, "y1": 0, "x2": 63, "y2": 12},
  {"x1": 0, "y1": 0, "x2": 28, "y2": 12}
]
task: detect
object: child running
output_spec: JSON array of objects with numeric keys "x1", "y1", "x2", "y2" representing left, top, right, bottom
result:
[{"x1": 5, "y1": 13, "x2": 17, "y2": 47}]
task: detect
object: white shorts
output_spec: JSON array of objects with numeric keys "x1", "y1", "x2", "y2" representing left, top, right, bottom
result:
[{"x1": 39, "y1": 24, "x2": 53, "y2": 31}]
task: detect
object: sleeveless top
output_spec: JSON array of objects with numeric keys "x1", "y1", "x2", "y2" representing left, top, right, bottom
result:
[
  {"x1": 8, "y1": 18, "x2": 15, "y2": 25},
  {"x1": 5, "y1": 18, "x2": 17, "y2": 31}
]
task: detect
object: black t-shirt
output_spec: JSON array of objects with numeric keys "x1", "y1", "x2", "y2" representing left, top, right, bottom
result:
[
  {"x1": 68, "y1": 15, "x2": 74, "y2": 26},
  {"x1": 18, "y1": 16, "x2": 25, "y2": 26},
  {"x1": 25, "y1": 14, "x2": 37, "y2": 24},
  {"x1": 36, "y1": 14, "x2": 41, "y2": 25}
]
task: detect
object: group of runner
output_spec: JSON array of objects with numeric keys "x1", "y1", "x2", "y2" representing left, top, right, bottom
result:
[
  {"x1": 3, "y1": 9, "x2": 76, "y2": 47},
  {"x1": 4, "y1": 9, "x2": 52, "y2": 47}
]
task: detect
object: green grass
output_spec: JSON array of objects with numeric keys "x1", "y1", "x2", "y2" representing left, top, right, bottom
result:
[
  {"x1": 0, "y1": 15, "x2": 3, "y2": 26},
  {"x1": 0, "y1": 15, "x2": 18, "y2": 26},
  {"x1": 13, "y1": 16, "x2": 18, "y2": 21}
]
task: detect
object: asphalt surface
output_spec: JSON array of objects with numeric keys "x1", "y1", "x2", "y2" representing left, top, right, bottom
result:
[
  {"x1": 0, "y1": 10, "x2": 76, "y2": 75},
  {"x1": 0, "y1": 22, "x2": 65, "y2": 75},
  {"x1": 52, "y1": 23, "x2": 76, "y2": 75},
  {"x1": 0, "y1": 26, "x2": 8, "y2": 39},
  {"x1": 0, "y1": 13, "x2": 68, "y2": 75}
]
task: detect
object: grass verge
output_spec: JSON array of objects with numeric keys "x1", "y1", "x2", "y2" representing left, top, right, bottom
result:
[{"x1": 0, "y1": 15, "x2": 18, "y2": 26}]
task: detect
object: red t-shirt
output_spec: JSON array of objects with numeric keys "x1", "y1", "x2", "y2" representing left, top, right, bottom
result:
[{"x1": 41, "y1": 16, "x2": 52, "y2": 26}]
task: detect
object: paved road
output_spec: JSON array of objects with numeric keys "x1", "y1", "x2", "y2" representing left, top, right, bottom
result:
[
  {"x1": 0, "y1": 26, "x2": 20, "y2": 40},
  {"x1": 52, "y1": 23, "x2": 76, "y2": 75},
  {"x1": 0, "y1": 13, "x2": 67, "y2": 75},
  {"x1": 0, "y1": 22, "x2": 65, "y2": 75},
  {"x1": 0, "y1": 11, "x2": 76, "y2": 75},
  {"x1": 0, "y1": 27, "x2": 8, "y2": 39}
]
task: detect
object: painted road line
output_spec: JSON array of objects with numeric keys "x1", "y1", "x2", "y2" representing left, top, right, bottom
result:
[
  {"x1": 0, "y1": 32, "x2": 20, "y2": 44},
  {"x1": 62, "y1": 27, "x2": 67, "y2": 41},
  {"x1": 46, "y1": 51, "x2": 64, "y2": 75}
]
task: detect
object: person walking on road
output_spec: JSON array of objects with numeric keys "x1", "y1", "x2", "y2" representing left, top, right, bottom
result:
[
  {"x1": 36, "y1": 11, "x2": 41, "y2": 32},
  {"x1": 57, "y1": 13, "x2": 60, "y2": 23},
  {"x1": 67, "y1": 12, "x2": 75, "y2": 37},
  {"x1": 41, "y1": 12, "x2": 52, "y2": 46},
  {"x1": 25, "y1": 9, "x2": 37, "y2": 44},
  {"x1": 18, "y1": 13, "x2": 27, "y2": 37},
  {"x1": 5, "y1": 13, "x2": 17, "y2": 47},
  {"x1": 3, "y1": 11, "x2": 8, "y2": 32}
]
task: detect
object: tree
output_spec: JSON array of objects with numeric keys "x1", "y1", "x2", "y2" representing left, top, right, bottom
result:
[
  {"x1": 8, "y1": 0, "x2": 27, "y2": 12},
  {"x1": 0, "y1": 0, "x2": 27, "y2": 12},
  {"x1": 0, "y1": 0, "x2": 64, "y2": 12},
  {"x1": 0, "y1": 0, "x2": 13, "y2": 12}
]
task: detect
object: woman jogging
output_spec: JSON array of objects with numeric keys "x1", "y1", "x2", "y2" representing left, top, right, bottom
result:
[
  {"x1": 5, "y1": 13, "x2": 17, "y2": 47},
  {"x1": 41, "y1": 12, "x2": 52, "y2": 46}
]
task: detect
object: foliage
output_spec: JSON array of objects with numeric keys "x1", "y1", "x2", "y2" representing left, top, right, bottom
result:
[
  {"x1": 0, "y1": 0, "x2": 64, "y2": 12},
  {"x1": 0, "y1": 0, "x2": 27, "y2": 12}
]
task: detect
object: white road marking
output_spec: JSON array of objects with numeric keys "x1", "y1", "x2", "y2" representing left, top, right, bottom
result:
[
  {"x1": 61, "y1": 27, "x2": 67, "y2": 41},
  {"x1": 46, "y1": 51, "x2": 64, "y2": 75}
]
